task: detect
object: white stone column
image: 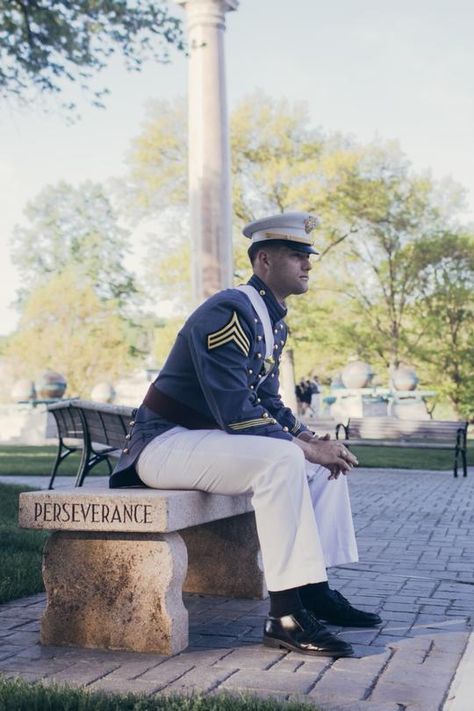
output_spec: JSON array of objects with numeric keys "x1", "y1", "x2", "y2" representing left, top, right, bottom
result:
[{"x1": 177, "y1": 0, "x2": 238, "y2": 304}]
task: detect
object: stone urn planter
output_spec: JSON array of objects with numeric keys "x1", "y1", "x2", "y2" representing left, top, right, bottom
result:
[
  {"x1": 392, "y1": 367, "x2": 418, "y2": 391},
  {"x1": 341, "y1": 361, "x2": 374, "y2": 389},
  {"x1": 36, "y1": 370, "x2": 67, "y2": 399}
]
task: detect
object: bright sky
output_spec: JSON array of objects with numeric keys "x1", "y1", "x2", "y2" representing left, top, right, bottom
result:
[{"x1": 1, "y1": 0, "x2": 473, "y2": 336}]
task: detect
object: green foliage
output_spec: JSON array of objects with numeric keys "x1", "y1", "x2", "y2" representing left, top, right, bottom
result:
[
  {"x1": 153, "y1": 315, "x2": 186, "y2": 367},
  {"x1": 11, "y1": 181, "x2": 137, "y2": 306},
  {"x1": 124, "y1": 100, "x2": 188, "y2": 220},
  {"x1": 109, "y1": 96, "x2": 474, "y2": 413},
  {"x1": 124, "y1": 95, "x2": 373, "y2": 310},
  {"x1": 4, "y1": 267, "x2": 137, "y2": 396},
  {"x1": 139, "y1": 208, "x2": 192, "y2": 313},
  {"x1": 407, "y1": 232, "x2": 474, "y2": 417},
  {"x1": 0, "y1": 1, "x2": 184, "y2": 110},
  {"x1": 0, "y1": 484, "x2": 47, "y2": 604}
]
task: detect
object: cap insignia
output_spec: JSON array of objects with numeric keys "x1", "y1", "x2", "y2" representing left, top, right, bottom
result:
[{"x1": 304, "y1": 216, "x2": 319, "y2": 234}]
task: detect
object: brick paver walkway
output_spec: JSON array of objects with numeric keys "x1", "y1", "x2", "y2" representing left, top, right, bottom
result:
[{"x1": 0, "y1": 467, "x2": 473, "y2": 710}]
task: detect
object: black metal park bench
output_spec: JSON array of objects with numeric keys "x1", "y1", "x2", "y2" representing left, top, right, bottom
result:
[
  {"x1": 336, "y1": 417, "x2": 469, "y2": 478},
  {"x1": 47, "y1": 399, "x2": 134, "y2": 489}
]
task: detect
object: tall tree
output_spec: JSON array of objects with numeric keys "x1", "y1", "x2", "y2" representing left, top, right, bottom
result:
[
  {"x1": 120, "y1": 95, "x2": 472, "y2": 405},
  {"x1": 408, "y1": 232, "x2": 474, "y2": 417},
  {"x1": 5, "y1": 267, "x2": 137, "y2": 396},
  {"x1": 122, "y1": 94, "x2": 368, "y2": 309},
  {"x1": 11, "y1": 180, "x2": 137, "y2": 306},
  {"x1": 0, "y1": 1, "x2": 184, "y2": 110},
  {"x1": 309, "y1": 145, "x2": 460, "y2": 373}
]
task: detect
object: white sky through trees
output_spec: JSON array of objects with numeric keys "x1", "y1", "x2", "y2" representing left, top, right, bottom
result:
[{"x1": 0, "y1": 0, "x2": 473, "y2": 335}]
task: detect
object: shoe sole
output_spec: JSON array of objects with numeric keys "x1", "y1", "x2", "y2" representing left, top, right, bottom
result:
[{"x1": 263, "y1": 635, "x2": 353, "y2": 658}]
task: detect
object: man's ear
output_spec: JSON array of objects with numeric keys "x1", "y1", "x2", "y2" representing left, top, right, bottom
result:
[{"x1": 256, "y1": 248, "x2": 273, "y2": 269}]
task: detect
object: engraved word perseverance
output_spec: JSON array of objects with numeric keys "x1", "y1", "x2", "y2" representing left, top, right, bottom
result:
[{"x1": 34, "y1": 501, "x2": 153, "y2": 525}]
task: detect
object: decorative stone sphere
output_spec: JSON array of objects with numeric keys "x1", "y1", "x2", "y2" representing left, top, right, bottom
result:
[
  {"x1": 91, "y1": 382, "x2": 116, "y2": 403},
  {"x1": 392, "y1": 366, "x2": 418, "y2": 391},
  {"x1": 11, "y1": 379, "x2": 36, "y2": 402},
  {"x1": 36, "y1": 370, "x2": 67, "y2": 399},
  {"x1": 341, "y1": 361, "x2": 374, "y2": 389}
]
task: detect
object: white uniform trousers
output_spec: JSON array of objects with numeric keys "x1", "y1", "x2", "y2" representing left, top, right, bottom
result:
[{"x1": 137, "y1": 427, "x2": 358, "y2": 591}]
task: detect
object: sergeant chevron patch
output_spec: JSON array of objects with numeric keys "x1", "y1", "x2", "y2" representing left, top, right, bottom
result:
[{"x1": 207, "y1": 311, "x2": 250, "y2": 357}]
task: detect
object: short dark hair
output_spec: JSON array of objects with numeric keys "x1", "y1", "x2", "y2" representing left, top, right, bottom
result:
[{"x1": 247, "y1": 240, "x2": 285, "y2": 265}]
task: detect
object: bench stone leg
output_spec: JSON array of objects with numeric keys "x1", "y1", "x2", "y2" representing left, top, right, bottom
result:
[
  {"x1": 41, "y1": 531, "x2": 188, "y2": 655},
  {"x1": 181, "y1": 512, "x2": 267, "y2": 599}
]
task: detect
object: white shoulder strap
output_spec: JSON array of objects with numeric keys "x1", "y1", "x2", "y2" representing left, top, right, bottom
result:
[{"x1": 237, "y1": 285, "x2": 275, "y2": 386}]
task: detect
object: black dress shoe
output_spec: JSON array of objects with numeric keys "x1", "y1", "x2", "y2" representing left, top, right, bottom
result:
[
  {"x1": 263, "y1": 608, "x2": 353, "y2": 658},
  {"x1": 311, "y1": 589, "x2": 382, "y2": 628}
]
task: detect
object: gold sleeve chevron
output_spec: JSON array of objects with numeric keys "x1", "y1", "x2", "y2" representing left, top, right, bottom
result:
[
  {"x1": 207, "y1": 311, "x2": 250, "y2": 357},
  {"x1": 229, "y1": 417, "x2": 277, "y2": 431}
]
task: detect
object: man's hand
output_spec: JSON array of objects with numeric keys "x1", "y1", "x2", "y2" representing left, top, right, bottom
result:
[{"x1": 294, "y1": 436, "x2": 358, "y2": 479}]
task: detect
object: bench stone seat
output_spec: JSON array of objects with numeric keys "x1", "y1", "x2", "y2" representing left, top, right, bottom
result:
[
  {"x1": 19, "y1": 484, "x2": 265, "y2": 655},
  {"x1": 19, "y1": 481, "x2": 253, "y2": 533}
]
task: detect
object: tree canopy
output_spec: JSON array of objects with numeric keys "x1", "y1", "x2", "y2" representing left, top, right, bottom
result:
[
  {"x1": 120, "y1": 94, "x2": 473, "y2": 415},
  {"x1": 5, "y1": 267, "x2": 136, "y2": 396},
  {"x1": 11, "y1": 180, "x2": 137, "y2": 307},
  {"x1": 0, "y1": 1, "x2": 184, "y2": 109}
]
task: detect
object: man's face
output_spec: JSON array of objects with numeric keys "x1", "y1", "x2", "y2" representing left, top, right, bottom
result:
[{"x1": 267, "y1": 246, "x2": 313, "y2": 298}]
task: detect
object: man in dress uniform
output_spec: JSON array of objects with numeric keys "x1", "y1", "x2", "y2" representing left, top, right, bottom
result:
[{"x1": 110, "y1": 212, "x2": 382, "y2": 658}]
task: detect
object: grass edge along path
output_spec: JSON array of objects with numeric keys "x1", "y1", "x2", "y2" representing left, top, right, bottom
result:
[
  {"x1": 0, "y1": 483, "x2": 47, "y2": 604},
  {"x1": 0, "y1": 677, "x2": 319, "y2": 711},
  {"x1": 0, "y1": 444, "x2": 471, "y2": 476}
]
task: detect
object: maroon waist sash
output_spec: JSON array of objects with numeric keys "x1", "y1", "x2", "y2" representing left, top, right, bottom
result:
[{"x1": 143, "y1": 385, "x2": 220, "y2": 431}]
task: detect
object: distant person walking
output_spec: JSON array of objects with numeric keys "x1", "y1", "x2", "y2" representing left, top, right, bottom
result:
[{"x1": 308, "y1": 376, "x2": 321, "y2": 416}]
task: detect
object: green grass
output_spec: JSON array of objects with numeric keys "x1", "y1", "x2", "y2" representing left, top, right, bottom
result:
[
  {"x1": 0, "y1": 677, "x2": 316, "y2": 711},
  {"x1": 0, "y1": 443, "x2": 471, "y2": 480},
  {"x1": 0, "y1": 483, "x2": 47, "y2": 604},
  {"x1": 0, "y1": 445, "x2": 110, "y2": 478}
]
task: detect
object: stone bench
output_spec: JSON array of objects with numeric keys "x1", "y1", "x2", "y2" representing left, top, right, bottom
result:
[{"x1": 19, "y1": 482, "x2": 265, "y2": 655}]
